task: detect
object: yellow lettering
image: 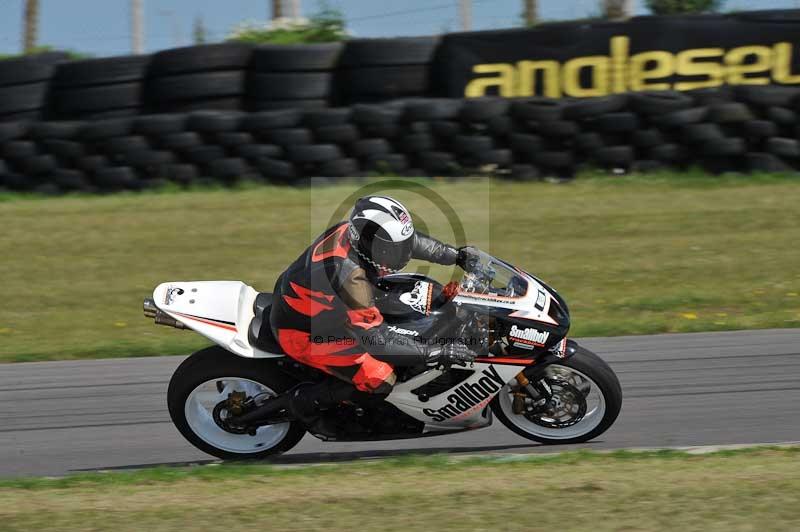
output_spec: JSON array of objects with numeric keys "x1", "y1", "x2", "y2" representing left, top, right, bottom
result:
[
  {"x1": 516, "y1": 60, "x2": 561, "y2": 98},
  {"x1": 465, "y1": 64, "x2": 515, "y2": 98},
  {"x1": 629, "y1": 51, "x2": 674, "y2": 91},
  {"x1": 610, "y1": 35, "x2": 629, "y2": 93},
  {"x1": 725, "y1": 46, "x2": 771, "y2": 85},
  {"x1": 674, "y1": 48, "x2": 724, "y2": 90},
  {"x1": 562, "y1": 56, "x2": 609, "y2": 97},
  {"x1": 773, "y1": 42, "x2": 800, "y2": 84},
  {"x1": 464, "y1": 40, "x2": 800, "y2": 99}
]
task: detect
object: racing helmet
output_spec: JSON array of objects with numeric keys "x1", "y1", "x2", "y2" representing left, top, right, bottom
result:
[{"x1": 348, "y1": 196, "x2": 415, "y2": 274}]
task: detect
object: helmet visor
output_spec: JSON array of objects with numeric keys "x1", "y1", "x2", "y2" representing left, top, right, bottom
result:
[{"x1": 360, "y1": 234, "x2": 414, "y2": 273}]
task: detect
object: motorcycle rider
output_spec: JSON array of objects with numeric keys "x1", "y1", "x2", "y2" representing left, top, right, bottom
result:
[{"x1": 267, "y1": 195, "x2": 479, "y2": 432}]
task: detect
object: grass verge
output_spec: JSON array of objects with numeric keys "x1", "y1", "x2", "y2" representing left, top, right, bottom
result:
[
  {"x1": 1, "y1": 171, "x2": 799, "y2": 362},
  {"x1": 0, "y1": 447, "x2": 798, "y2": 531}
]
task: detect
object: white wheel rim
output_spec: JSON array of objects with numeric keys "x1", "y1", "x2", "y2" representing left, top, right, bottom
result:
[
  {"x1": 498, "y1": 365, "x2": 607, "y2": 440},
  {"x1": 184, "y1": 377, "x2": 290, "y2": 454}
]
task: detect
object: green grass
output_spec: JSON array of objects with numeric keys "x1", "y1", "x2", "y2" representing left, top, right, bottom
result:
[
  {"x1": 1, "y1": 171, "x2": 799, "y2": 363},
  {"x1": 0, "y1": 447, "x2": 798, "y2": 531}
]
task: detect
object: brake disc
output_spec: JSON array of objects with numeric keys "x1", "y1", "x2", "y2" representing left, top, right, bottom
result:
[{"x1": 525, "y1": 379, "x2": 587, "y2": 429}]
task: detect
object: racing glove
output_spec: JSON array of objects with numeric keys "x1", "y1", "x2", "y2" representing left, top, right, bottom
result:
[
  {"x1": 412, "y1": 232, "x2": 458, "y2": 265},
  {"x1": 427, "y1": 342, "x2": 477, "y2": 368},
  {"x1": 456, "y1": 246, "x2": 481, "y2": 272}
]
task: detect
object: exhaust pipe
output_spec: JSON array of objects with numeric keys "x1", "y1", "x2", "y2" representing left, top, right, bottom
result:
[
  {"x1": 143, "y1": 298, "x2": 188, "y2": 330},
  {"x1": 155, "y1": 312, "x2": 189, "y2": 330},
  {"x1": 143, "y1": 298, "x2": 158, "y2": 318}
]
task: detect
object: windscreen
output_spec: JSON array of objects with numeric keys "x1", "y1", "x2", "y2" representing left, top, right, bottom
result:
[{"x1": 459, "y1": 249, "x2": 528, "y2": 299}]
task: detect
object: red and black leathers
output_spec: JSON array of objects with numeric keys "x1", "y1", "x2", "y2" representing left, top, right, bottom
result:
[{"x1": 269, "y1": 222, "x2": 458, "y2": 393}]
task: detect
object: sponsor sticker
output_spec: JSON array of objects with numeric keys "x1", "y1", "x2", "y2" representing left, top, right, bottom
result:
[
  {"x1": 535, "y1": 289, "x2": 547, "y2": 311},
  {"x1": 554, "y1": 337, "x2": 568, "y2": 358},
  {"x1": 458, "y1": 292, "x2": 518, "y2": 305},
  {"x1": 387, "y1": 325, "x2": 419, "y2": 337},
  {"x1": 393, "y1": 206, "x2": 410, "y2": 225},
  {"x1": 164, "y1": 286, "x2": 184, "y2": 305},
  {"x1": 399, "y1": 281, "x2": 432, "y2": 315},
  {"x1": 422, "y1": 366, "x2": 506, "y2": 422},
  {"x1": 392, "y1": 207, "x2": 413, "y2": 237},
  {"x1": 509, "y1": 324, "x2": 549, "y2": 348}
]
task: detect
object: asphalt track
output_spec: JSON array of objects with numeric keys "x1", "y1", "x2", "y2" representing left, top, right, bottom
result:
[{"x1": 2, "y1": 329, "x2": 799, "y2": 478}]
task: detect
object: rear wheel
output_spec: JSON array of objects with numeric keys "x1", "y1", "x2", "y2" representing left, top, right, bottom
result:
[
  {"x1": 168, "y1": 346, "x2": 305, "y2": 460},
  {"x1": 491, "y1": 344, "x2": 622, "y2": 444}
]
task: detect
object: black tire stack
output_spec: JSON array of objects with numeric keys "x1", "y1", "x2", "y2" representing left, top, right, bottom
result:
[
  {"x1": 145, "y1": 43, "x2": 254, "y2": 113},
  {"x1": 240, "y1": 108, "x2": 309, "y2": 181},
  {"x1": 733, "y1": 85, "x2": 800, "y2": 172},
  {"x1": 508, "y1": 97, "x2": 572, "y2": 179},
  {"x1": 5, "y1": 86, "x2": 800, "y2": 194},
  {"x1": 448, "y1": 98, "x2": 513, "y2": 175},
  {"x1": 295, "y1": 107, "x2": 358, "y2": 178},
  {"x1": 182, "y1": 111, "x2": 256, "y2": 184},
  {"x1": 631, "y1": 92, "x2": 751, "y2": 171},
  {"x1": 348, "y1": 103, "x2": 411, "y2": 175},
  {"x1": 406, "y1": 99, "x2": 464, "y2": 176},
  {"x1": 1, "y1": 118, "x2": 114, "y2": 193},
  {"x1": 0, "y1": 52, "x2": 68, "y2": 122},
  {"x1": 248, "y1": 44, "x2": 341, "y2": 111},
  {"x1": 566, "y1": 94, "x2": 636, "y2": 172},
  {"x1": 1, "y1": 121, "x2": 35, "y2": 190},
  {"x1": 335, "y1": 37, "x2": 439, "y2": 105},
  {"x1": 48, "y1": 55, "x2": 151, "y2": 120}
]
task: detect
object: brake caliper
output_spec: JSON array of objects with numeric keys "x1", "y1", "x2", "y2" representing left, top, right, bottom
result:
[
  {"x1": 512, "y1": 372, "x2": 549, "y2": 414},
  {"x1": 212, "y1": 390, "x2": 251, "y2": 435},
  {"x1": 225, "y1": 391, "x2": 248, "y2": 416}
]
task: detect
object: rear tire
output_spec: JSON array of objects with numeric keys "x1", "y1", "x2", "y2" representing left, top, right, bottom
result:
[
  {"x1": 167, "y1": 346, "x2": 305, "y2": 460},
  {"x1": 492, "y1": 344, "x2": 622, "y2": 445}
]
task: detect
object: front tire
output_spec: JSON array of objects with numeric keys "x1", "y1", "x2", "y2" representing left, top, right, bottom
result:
[
  {"x1": 491, "y1": 344, "x2": 622, "y2": 445},
  {"x1": 168, "y1": 346, "x2": 306, "y2": 460}
]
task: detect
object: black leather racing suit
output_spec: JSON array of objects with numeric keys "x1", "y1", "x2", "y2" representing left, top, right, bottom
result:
[{"x1": 269, "y1": 221, "x2": 457, "y2": 392}]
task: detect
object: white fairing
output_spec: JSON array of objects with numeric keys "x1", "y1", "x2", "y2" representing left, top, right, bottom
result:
[
  {"x1": 152, "y1": 281, "x2": 284, "y2": 359},
  {"x1": 152, "y1": 280, "x2": 523, "y2": 431},
  {"x1": 386, "y1": 363, "x2": 524, "y2": 431},
  {"x1": 152, "y1": 273, "x2": 537, "y2": 431},
  {"x1": 454, "y1": 269, "x2": 560, "y2": 327}
]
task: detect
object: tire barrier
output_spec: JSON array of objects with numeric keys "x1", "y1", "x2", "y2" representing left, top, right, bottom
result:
[
  {"x1": 2, "y1": 85, "x2": 800, "y2": 194},
  {"x1": 0, "y1": 52, "x2": 70, "y2": 122},
  {"x1": 335, "y1": 37, "x2": 438, "y2": 105},
  {"x1": 250, "y1": 43, "x2": 342, "y2": 111},
  {"x1": 0, "y1": 38, "x2": 437, "y2": 122},
  {"x1": 145, "y1": 43, "x2": 254, "y2": 113},
  {"x1": 49, "y1": 55, "x2": 150, "y2": 120},
  {"x1": 4, "y1": 7, "x2": 800, "y2": 120}
]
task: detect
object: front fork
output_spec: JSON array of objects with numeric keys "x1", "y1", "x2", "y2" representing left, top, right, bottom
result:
[
  {"x1": 511, "y1": 339, "x2": 578, "y2": 414},
  {"x1": 512, "y1": 373, "x2": 552, "y2": 414}
]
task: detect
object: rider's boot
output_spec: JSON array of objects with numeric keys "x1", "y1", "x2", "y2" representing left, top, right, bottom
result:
[
  {"x1": 287, "y1": 379, "x2": 359, "y2": 435},
  {"x1": 233, "y1": 379, "x2": 389, "y2": 435},
  {"x1": 233, "y1": 378, "x2": 356, "y2": 425}
]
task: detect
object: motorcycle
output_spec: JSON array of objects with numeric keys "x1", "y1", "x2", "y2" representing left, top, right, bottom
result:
[{"x1": 145, "y1": 248, "x2": 622, "y2": 460}]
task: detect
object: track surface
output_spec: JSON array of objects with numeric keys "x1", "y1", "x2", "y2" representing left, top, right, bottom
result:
[{"x1": 2, "y1": 329, "x2": 799, "y2": 478}]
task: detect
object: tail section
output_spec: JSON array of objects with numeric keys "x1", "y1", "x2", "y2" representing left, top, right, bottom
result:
[{"x1": 147, "y1": 281, "x2": 282, "y2": 359}]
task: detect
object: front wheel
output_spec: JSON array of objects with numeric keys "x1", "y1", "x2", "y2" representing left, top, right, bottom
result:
[
  {"x1": 168, "y1": 346, "x2": 306, "y2": 460},
  {"x1": 491, "y1": 344, "x2": 622, "y2": 445}
]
